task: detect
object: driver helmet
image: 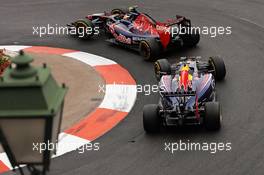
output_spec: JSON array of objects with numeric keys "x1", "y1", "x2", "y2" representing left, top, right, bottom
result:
[
  {"x1": 181, "y1": 64, "x2": 190, "y2": 72},
  {"x1": 180, "y1": 64, "x2": 193, "y2": 81}
]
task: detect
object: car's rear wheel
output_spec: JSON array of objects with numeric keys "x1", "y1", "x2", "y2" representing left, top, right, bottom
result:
[
  {"x1": 209, "y1": 56, "x2": 226, "y2": 81},
  {"x1": 74, "y1": 19, "x2": 94, "y2": 39},
  {"x1": 204, "y1": 102, "x2": 221, "y2": 131},
  {"x1": 139, "y1": 39, "x2": 161, "y2": 61},
  {"x1": 182, "y1": 28, "x2": 200, "y2": 47},
  {"x1": 143, "y1": 104, "x2": 160, "y2": 133},
  {"x1": 154, "y1": 59, "x2": 171, "y2": 81}
]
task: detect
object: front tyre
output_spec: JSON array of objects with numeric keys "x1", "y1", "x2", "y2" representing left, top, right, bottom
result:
[
  {"x1": 143, "y1": 104, "x2": 160, "y2": 133},
  {"x1": 204, "y1": 102, "x2": 221, "y2": 131},
  {"x1": 209, "y1": 56, "x2": 226, "y2": 81},
  {"x1": 139, "y1": 39, "x2": 161, "y2": 61},
  {"x1": 154, "y1": 59, "x2": 171, "y2": 81},
  {"x1": 74, "y1": 19, "x2": 94, "y2": 39}
]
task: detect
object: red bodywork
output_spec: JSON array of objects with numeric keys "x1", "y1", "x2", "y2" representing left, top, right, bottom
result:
[
  {"x1": 133, "y1": 14, "x2": 171, "y2": 48},
  {"x1": 85, "y1": 12, "x2": 188, "y2": 49}
]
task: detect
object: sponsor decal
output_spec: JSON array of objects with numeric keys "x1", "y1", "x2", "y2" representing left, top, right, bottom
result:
[
  {"x1": 109, "y1": 25, "x2": 132, "y2": 44},
  {"x1": 156, "y1": 25, "x2": 170, "y2": 34}
]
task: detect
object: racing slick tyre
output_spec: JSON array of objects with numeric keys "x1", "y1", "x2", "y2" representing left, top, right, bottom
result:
[
  {"x1": 154, "y1": 59, "x2": 171, "y2": 81},
  {"x1": 209, "y1": 56, "x2": 226, "y2": 81},
  {"x1": 111, "y1": 8, "x2": 129, "y2": 15},
  {"x1": 182, "y1": 28, "x2": 200, "y2": 47},
  {"x1": 74, "y1": 19, "x2": 94, "y2": 39},
  {"x1": 143, "y1": 104, "x2": 160, "y2": 133},
  {"x1": 139, "y1": 39, "x2": 161, "y2": 61},
  {"x1": 204, "y1": 102, "x2": 221, "y2": 131}
]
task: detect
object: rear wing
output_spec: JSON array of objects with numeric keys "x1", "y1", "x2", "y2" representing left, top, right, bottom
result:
[
  {"x1": 161, "y1": 91, "x2": 196, "y2": 97},
  {"x1": 166, "y1": 16, "x2": 191, "y2": 27}
]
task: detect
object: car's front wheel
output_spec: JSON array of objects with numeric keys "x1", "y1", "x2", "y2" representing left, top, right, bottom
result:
[
  {"x1": 74, "y1": 19, "x2": 94, "y2": 39},
  {"x1": 209, "y1": 56, "x2": 226, "y2": 81},
  {"x1": 154, "y1": 59, "x2": 171, "y2": 81}
]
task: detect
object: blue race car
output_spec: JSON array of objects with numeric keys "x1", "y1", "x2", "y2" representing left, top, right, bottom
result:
[
  {"x1": 143, "y1": 56, "x2": 226, "y2": 133},
  {"x1": 68, "y1": 6, "x2": 200, "y2": 61}
]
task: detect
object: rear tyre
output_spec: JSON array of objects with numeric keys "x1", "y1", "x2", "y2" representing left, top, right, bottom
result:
[
  {"x1": 154, "y1": 59, "x2": 171, "y2": 81},
  {"x1": 74, "y1": 19, "x2": 94, "y2": 39},
  {"x1": 143, "y1": 104, "x2": 160, "y2": 133},
  {"x1": 204, "y1": 102, "x2": 221, "y2": 131},
  {"x1": 139, "y1": 39, "x2": 161, "y2": 61},
  {"x1": 209, "y1": 56, "x2": 226, "y2": 81},
  {"x1": 182, "y1": 28, "x2": 200, "y2": 47}
]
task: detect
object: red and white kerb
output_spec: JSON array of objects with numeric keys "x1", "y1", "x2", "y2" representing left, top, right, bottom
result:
[{"x1": 0, "y1": 45, "x2": 137, "y2": 173}]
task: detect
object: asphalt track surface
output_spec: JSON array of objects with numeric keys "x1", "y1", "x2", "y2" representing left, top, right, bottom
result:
[{"x1": 1, "y1": 0, "x2": 264, "y2": 174}]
